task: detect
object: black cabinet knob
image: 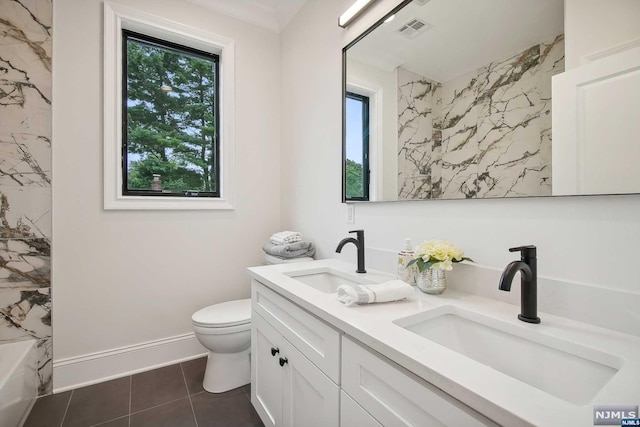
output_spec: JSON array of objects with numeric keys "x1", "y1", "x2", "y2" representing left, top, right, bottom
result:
[
  {"x1": 270, "y1": 347, "x2": 279, "y2": 356},
  {"x1": 279, "y1": 357, "x2": 288, "y2": 367}
]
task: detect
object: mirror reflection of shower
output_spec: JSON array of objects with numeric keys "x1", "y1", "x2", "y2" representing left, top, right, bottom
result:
[{"x1": 343, "y1": 0, "x2": 565, "y2": 201}]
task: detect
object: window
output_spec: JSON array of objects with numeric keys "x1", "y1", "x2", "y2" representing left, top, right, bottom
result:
[
  {"x1": 345, "y1": 92, "x2": 370, "y2": 201},
  {"x1": 122, "y1": 31, "x2": 219, "y2": 198},
  {"x1": 103, "y1": 2, "x2": 235, "y2": 210}
]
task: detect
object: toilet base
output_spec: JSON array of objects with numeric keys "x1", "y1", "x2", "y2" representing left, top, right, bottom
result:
[{"x1": 203, "y1": 348, "x2": 251, "y2": 393}]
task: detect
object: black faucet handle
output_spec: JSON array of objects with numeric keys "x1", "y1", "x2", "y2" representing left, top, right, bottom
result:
[
  {"x1": 348, "y1": 229, "x2": 364, "y2": 237},
  {"x1": 509, "y1": 245, "x2": 537, "y2": 259}
]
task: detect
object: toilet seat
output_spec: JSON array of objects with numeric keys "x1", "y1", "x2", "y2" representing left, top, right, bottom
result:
[{"x1": 192, "y1": 298, "x2": 251, "y2": 328}]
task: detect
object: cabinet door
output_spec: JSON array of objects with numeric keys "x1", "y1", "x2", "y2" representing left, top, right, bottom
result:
[
  {"x1": 341, "y1": 391, "x2": 382, "y2": 427},
  {"x1": 281, "y1": 339, "x2": 340, "y2": 427},
  {"x1": 252, "y1": 312, "x2": 284, "y2": 427}
]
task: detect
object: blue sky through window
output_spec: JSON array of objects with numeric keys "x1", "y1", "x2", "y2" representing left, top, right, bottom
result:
[{"x1": 346, "y1": 96, "x2": 364, "y2": 163}]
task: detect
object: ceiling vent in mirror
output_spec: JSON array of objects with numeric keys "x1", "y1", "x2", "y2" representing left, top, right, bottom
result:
[{"x1": 396, "y1": 18, "x2": 431, "y2": 39}]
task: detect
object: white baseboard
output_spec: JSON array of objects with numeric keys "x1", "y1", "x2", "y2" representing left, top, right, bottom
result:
[
  {"x1": 17, "y1": 398, "x2": 36, "y2": 427},
  {"x1": 52, "y1": 333, "x2": 207, "y2": 393}
]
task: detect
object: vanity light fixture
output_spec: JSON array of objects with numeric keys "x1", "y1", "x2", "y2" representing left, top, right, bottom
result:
[
  {"x1": 339, "y1": 0, "x2": 376, "y2": 28},
  {"x1": 384, "y1": 14, "x2": 395, "y2": 23}
]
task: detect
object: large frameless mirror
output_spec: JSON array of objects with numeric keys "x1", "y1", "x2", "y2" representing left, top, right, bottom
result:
[{"x1": 343, "y1": 0, "x2": 569, "y2": 202}]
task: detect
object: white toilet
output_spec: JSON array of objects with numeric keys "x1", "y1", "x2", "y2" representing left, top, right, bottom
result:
[
  {"x1": 192, "y1": 299, "x2": 252, "y2": 393},
  {"x1": 192, "y1": 254, "x2": 313, "y2": 393}
]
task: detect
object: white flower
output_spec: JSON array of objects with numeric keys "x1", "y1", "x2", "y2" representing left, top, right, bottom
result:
[
  {"x1": 436, "y1": 259, "x2": 453, "y2": 271},
  {"x1": 411, "y1": 239, "x2": 469, "y2": 272}
]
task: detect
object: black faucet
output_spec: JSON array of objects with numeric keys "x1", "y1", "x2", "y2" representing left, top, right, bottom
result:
[
  {"x1": 336, "y1": 230, "x2": 366, "y2": 273},
  {"x1": 499, "y1": 245, "x2": 540, "y2": 324}
]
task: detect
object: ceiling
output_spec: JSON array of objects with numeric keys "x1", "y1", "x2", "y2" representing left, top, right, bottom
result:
[
  {"x1": 186, "y1": 0, "x2": 310, "y2": 32},
  {"x1": 348, "y1": 0, "x2": 564, "y2": 82}
]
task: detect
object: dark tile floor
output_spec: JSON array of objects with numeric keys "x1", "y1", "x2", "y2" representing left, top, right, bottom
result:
[{"x1": 24, "y1": 357, "x2": 264, "y2": 427}]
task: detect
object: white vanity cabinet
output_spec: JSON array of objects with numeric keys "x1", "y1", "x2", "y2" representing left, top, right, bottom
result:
[
  {"x1": 251, "y1": 280, "x2": 340, "y2": 427},
  {"x1": 251, "y1": 278, "x2": 497, "y2": 427}
]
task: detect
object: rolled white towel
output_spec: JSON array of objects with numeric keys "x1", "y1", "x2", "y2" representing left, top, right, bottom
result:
[
  {"x1": 336, "y1": 280, "x2": 413, "y2": 307},
  {"x1": 270, "y1": 231, "x2": 302, "y2": 245}
]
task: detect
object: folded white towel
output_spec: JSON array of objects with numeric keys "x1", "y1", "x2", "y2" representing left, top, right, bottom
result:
[
  {"x1": 264, "y1": 254, "x2": 314, "y2": 264},
  {"x1": 270, "y1": 231, "x2": 302, "y2": 245},
  {"x1": 336, "y1": 280, "x2": 413, "y2": 307}
]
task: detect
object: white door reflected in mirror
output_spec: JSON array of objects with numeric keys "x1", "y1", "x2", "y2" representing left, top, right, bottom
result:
[{"x1": 552, "y1": 45, "x2": 640, "y2": 196}]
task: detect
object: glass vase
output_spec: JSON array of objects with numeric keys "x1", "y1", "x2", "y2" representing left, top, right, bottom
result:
[{"x1": 416, "y1": 268, "x2": 447, "y2": 294}]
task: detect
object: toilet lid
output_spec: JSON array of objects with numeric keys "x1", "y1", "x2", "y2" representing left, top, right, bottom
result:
[{"x1": 192, "y1": 298, "x2": 251, "y2": 328}]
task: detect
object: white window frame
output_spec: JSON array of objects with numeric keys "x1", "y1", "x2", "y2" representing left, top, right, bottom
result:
[{"x1": 103, "y1": 2, "x2": 235, "y2": 210}]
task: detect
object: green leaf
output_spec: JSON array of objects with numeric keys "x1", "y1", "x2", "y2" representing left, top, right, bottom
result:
[
  {"x1": 345, "y1": 159, "x2": 363, "y2": 198},
  {"x1": 414, "y1": 258, "x2": 435, "y2": 272}
]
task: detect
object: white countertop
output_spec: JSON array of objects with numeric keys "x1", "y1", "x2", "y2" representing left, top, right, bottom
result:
[{"x1": 248, "y1": 259, "x2": 640, "y2": 427}]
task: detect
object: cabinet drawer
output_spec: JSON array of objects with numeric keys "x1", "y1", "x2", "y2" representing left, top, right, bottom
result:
[
  {"x1": 252, "y1": 280, "x2": 341, "y2": 383},
  {"x1": 342, "y1": 337, "x2": 498, "y2": 427}
]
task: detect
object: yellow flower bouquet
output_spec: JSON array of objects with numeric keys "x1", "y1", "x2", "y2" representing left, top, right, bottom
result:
[{"x1": 407, "y1": 240, "x2": 473, "y2": 272}]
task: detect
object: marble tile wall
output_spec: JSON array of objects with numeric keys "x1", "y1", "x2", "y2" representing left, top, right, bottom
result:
[
  {"x1": 397, "y1": 67, "x2": 442, "y2": 200},
  {"x1": 0, "y1": 0, "x2": 52, "y2": 395},
  {"x1": 398, "y1": 34, "x2": 564, "y2": 199}
]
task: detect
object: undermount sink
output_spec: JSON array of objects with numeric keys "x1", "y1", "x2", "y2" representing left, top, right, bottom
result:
[
  {"x1": 394, "y1": 305, "x2": 622, "y2": 405},
  {"x1": 285, "y1": 267, "x2": 373, "y2": 293}
]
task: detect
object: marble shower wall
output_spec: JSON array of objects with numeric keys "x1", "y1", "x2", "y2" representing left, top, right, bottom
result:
[
  {"x1": 397, "y1": 68, "x2": 442, "y2": 199},
  {"x1": 398, "y1": 34, "x2": 564, "y2": 199},
  {"x1": 0, "y1": 0, "x2": 52, "y2": 395}
]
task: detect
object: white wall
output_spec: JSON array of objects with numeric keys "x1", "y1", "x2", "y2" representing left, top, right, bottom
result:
[
  {"x1": 52, "y1": 0, "x2": 281, "y2": 365},
  {"x1": 564, "y1": 0, "x2": 640, "y2": 69},
  {"x1": 281, "y1": 0, "x2": 640, "y2": 301}
]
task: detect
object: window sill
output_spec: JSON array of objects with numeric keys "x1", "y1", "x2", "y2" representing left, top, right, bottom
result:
[{"x1": 104, "y1": 195, "x2": 234, "y2": 210}]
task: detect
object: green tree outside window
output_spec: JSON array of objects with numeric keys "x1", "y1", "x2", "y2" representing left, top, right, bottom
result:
[{"x1": 124, "y1": 32, "x2": 219, "y2": 196}]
